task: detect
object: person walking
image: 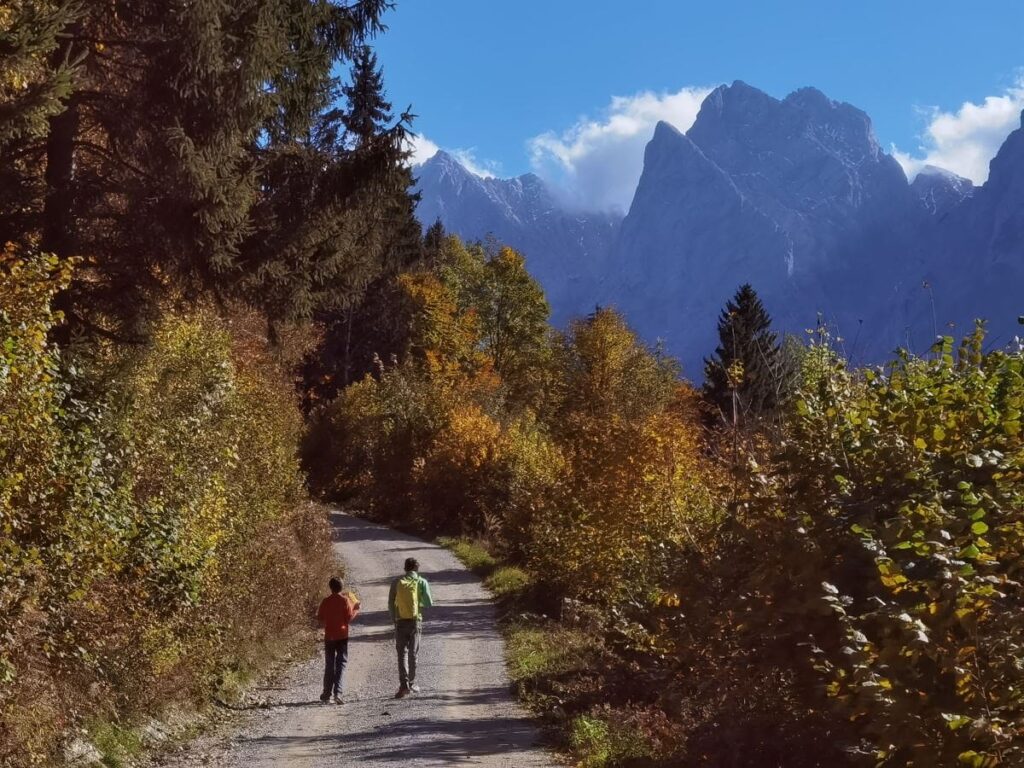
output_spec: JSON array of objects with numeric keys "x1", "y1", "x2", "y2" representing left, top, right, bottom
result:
[
  {"x1": 388, "y1": 557, "x2": 433, "y2": 699},
  {"x1": 316, "y1": 576, "x2": 360, "y2": 704}
]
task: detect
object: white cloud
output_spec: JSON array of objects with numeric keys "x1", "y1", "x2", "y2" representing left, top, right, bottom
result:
[
  {"x1": 407, "y1": 133, "x2": 500, "y2": 179},
  {"x1": 893, "y1": 78, "x2": 1024, "y2": 184},
  {"x1": 448, "y1": 148, "x2": 501, "y2": 179},
  {"x1": 528, "y1": 86, "x2": 715, "y2": 213},
  {"x1": 408, "y1": 133, "x2": 440, "y2": 166}
]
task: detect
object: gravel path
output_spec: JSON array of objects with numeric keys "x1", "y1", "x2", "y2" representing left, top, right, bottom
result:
[{"x1": 159, "y1": 511, "x2": 553, "y2": 767}]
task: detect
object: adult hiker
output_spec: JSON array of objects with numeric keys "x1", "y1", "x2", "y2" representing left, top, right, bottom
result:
[
  {"x1": 316, "y1": 576, "x2": 360, "y2": 704},
  {"x1": 389, "y1": 557, "x2": 433, "y2": 698}
]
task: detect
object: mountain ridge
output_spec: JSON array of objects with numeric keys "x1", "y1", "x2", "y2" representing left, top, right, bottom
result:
[{"x1": 414, "y1": 83, "x2": 1024, "y2": 376}]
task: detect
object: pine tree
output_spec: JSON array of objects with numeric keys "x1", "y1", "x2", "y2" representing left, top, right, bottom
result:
[
  {"x1": 342, "y1": 45, "x2": 392, "y2": 147},
  {"x1": 0, "y1": 0, "x2": 402, "y2": 340},
  {"x1": 703, "y1": 284, "x2": 783, "y2": 423},
  {"x1": 0, "y1": 0, "x2": 80, "y2": 252},
  {"x1": 0, "y1": 1, "x2": 78, "y2": 148}
]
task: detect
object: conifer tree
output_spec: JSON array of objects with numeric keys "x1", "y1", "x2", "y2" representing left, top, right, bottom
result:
[
  {"x1": 703, "y1": 283, "x2": 783, "y2": 423},
  {"x1": 342, "y1": 45, "x2": 392, "y2": 146},
  {"x1": 0, "y1": 0, "x2": 403, "y2": 340},
  {"x1": 300, "y1": 35, "x2": 422, "y2": 402},
  {"x1": 423, "y1": 219, "x2": 447, "y2": 264},
  {"x1": 0, "y1": 0, "x2": 78, "y2": 148},
  {"x1": 0, "y1": 0, "x2": 80, "y2": 252}
]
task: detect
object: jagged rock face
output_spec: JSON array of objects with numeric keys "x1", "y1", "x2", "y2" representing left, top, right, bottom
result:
[
  {"x1": 414, "y1": 151, "x2": 620, "y2": 325},
  {"x1": 607, "y1": 82, "x2": 928, "y2": 375},
  {"x1": 925, "y1": 112, "x2": 1024, "y2": 346},
  {"x1": 974, "y1": 113, "x2": 1024, "y2": 263},
  {"x1": 912, "y1": 165, "x2": 975, "y2": 217},
  {"x1": 415, "y1": 89, "x2": 1024, "y2": 378},
  {"x1": 686, "y1": 82, "x2": 919, "y2": 272},
  {"x1": 607, "y1": 120, "x2": 796, "y2": 372}
]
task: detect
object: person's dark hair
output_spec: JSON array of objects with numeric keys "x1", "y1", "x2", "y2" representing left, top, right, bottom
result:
[
  {"x1": 404, "y1": 557, "x2": 419, "y2": 573},
  {"x1": 329, "y1": 577, "x2": 343, "y2": 593}
]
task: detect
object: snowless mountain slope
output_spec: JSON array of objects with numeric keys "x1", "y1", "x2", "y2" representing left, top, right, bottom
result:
[
  {"x1": 415, "y1": 84, "x2": 1024, "y2": 377},
  {"x1": 606, "y1": 81, "x2": 928, "y2": 374},
  {"x1": 414, "y1": 151, "x2": 620, "y2": 325}
]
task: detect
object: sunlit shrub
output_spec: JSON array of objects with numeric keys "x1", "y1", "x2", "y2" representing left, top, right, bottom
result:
[
  {"x1": 0, "y1": 250, "x2": 329, "y2": 763},
  {"x1": 775, "y1": 329, "x2": 1024, "y2": 765}
]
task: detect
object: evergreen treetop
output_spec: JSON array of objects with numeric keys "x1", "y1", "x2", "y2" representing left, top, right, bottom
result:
[
  {"x1": 0, "y1": 0, "x2": 409, "y2": 340},
  {"x1": 703, "y1": 283, "x2": 784, "y2": 422},
  {"x1": 342, "y1": 45, "x2": 393, "y2": 146}
]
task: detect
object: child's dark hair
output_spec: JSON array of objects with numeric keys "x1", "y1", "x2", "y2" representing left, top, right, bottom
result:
[
  {"x1": 329, "y1": 577, "x2": 343, "y2": 593},
  {"x1": 404, "y1": 557, "x2": 419, "y2": 573}
]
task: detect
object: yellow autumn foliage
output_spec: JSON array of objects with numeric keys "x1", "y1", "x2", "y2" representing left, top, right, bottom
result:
[{"x1": 0, "y1": 249, "x2": 331, "y2": 764}]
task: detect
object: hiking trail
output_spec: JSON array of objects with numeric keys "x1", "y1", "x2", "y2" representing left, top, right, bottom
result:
[{"x1": 156, "y1": 511, "x2": 553, "y2": 767}]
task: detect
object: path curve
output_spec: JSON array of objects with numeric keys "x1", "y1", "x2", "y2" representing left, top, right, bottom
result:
[{"x1": 162, "y1": 511, "x2": 553, "y2": 767}]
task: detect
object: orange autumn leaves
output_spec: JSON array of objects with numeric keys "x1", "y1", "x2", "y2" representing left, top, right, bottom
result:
[{"x1": 315, "y1": 236, "x2": 720, "y2": 602}]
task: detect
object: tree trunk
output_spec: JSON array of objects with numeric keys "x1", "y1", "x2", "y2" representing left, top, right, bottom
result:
[
  {"x1": 42, "y1": 25, "x2": 82, "y2": 339},
  {"x1": 41, "y1": 30, "x2": 80, "y2": 260},
  {"x1": 342, "y1": 305, "x2": 354, "y2": 386}
]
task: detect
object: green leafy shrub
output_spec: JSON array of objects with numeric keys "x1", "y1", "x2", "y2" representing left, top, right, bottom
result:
[
  {"x1": 779, "y1": 329, "x2": 1024, "y2": 765},
  {"x1": 570, "y1": 715, "x2": 613, "y2": 767},
  {"x1": 569, "y1": 710, "x2": 665, "y2": 768},
  {"x1": 685, "y1": 329, "x2": 1024, "y2": 766},
  {"x1": 0, "y1": 249, "x2": 332, "y2": 764}
]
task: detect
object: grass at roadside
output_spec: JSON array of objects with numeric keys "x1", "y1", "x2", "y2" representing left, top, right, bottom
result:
[
  {"x1": 436, "y1": 536, "x2": 532, "y2": 599},
  {"x1": 505, "y1": 621, "x2": 591, "y2": 691},
  {"x1": 438, "y1": 536, "x2": 668, "y2": 767},
  {"x1": 88, "y1": 721, "x2": 144, "y2": 768},
  {"x1": 436, "y1": 536, "x2": 498, "y2": 575}
]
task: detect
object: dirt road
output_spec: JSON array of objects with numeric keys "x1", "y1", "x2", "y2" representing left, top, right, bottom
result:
[{"x1": 161, "y1": 511, "x2": 553, "y2": 767}]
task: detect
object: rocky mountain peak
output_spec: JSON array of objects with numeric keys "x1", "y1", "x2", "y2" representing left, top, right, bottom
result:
[
  {"x1": 911, "y1": 165, "x2": 975, "y2": 215},
  {"x1": 415, "y1": 82, "x2": 1024, "y2": 378}
]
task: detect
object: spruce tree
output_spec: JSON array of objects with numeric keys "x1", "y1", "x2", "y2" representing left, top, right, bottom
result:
[
  {"x1": 423, "y1": 219, "x2": 447, "y2": 265},
  {"x1": 0, "y1": 0, "x2": 80, "y2": 252},
  {"x1": 703, "y1": 284, "x2": 783, "y2": 423},
  {"x1": 300, "y1": 34, "x2": 423, "y2": 402},
  {"x1": 0, "y1": 0, "x2": 78, "y2": 148},
  {"x1": 342, "y1": 45, "x2": 392, "y2": 146},
  {"x1": 0, "y1": 0, "x2": 402, "y2": 340}
]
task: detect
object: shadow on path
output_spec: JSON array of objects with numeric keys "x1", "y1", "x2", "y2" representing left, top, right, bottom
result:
[{"x1": 244, "y1": 712, "x2": 541, "y2": 762}]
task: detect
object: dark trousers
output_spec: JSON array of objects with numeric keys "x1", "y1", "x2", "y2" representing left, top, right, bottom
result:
[
  {"x1": 395, "y1": 619, "x2": 421, "y2": 687},
  {"x1": 322, "y1": 638, "x2": 348, "y2": 697}
]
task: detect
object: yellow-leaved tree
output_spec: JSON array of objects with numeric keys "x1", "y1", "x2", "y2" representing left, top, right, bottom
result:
[{"x1": 529, "y1": 308, "x2": 720, "y2": 608}]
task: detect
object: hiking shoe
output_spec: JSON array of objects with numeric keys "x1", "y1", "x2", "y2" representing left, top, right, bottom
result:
[
  {"x1": 332, "y1": 694, "x2": 344, "y2": 704},
  {"x1": 394, "y1": 685, "x2": 410, "y2": 699},
  {"x1": 408, "y1": 684, "x2": 421, "y2": 694}
]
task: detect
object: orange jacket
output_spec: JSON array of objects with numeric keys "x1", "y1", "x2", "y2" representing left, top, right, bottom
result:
[{"x1": 317, "y1": 593, "x2": 360, "y2": 640}]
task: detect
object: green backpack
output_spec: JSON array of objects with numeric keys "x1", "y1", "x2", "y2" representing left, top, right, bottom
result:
[{"x1": 395, "y1": 574, "x2": 420, "y2": 620}]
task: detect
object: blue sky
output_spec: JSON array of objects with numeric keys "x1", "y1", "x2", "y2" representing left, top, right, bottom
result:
[{"x1": 374, "y1": 1, "x2": 1024, "y2": 210}]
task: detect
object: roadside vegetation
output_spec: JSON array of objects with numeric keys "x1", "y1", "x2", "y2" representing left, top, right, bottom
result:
[
  {"x1": 5, "y1": 3, "x2": 1024, "y2": 767},
  {"x1": 1, "y1": 1, "x2": 416, "y2": 764},
  {"x1": 1, "y1": 251, "x2": 336, "y2": 764},
  {"x1": 309, "y1": 231, "x2": 1024, "y2": 767}
]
